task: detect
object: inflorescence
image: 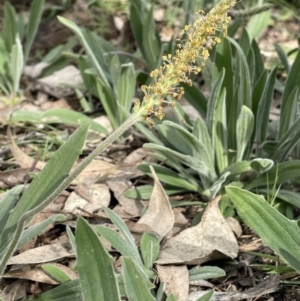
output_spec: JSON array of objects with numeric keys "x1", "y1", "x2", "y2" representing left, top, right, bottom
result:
[{"x1": 133, "y1": 0, "x2": 236, "y2": 127}]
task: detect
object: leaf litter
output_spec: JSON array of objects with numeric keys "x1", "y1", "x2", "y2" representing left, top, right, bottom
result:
[
  {"x1": 2, "y1": 131, "x2": 281, "y2": 299},
  {"x1": 0, "y1": 1, "x2": 293, "y2": 299},
  {"x1": 156, "y1": 196, "x2": 239, "y2": 265}
]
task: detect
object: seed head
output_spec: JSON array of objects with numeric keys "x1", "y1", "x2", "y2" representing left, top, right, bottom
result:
[{"x1": 133, "y1": 0, "x2": 236, "y2": 126}]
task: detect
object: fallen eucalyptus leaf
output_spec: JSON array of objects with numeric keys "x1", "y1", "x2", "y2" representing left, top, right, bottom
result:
[
  {"x1": 131, "y1": 165, "x2": 174, "y2": 240},
  {"x1": 156, "y1": 196, "x2": 238, "y2": 264}
]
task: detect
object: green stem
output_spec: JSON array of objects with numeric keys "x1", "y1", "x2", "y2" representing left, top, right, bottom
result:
[{"x1": 0, "y1": 113, "x2": 141, "y2": 278}]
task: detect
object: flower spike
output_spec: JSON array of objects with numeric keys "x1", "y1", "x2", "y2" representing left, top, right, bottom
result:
[{"x1": 133, "y1": 0, "x2": 236, "y2": 126}]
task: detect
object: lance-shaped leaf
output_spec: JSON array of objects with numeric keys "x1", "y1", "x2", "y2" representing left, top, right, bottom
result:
[
  {"x1": 74, "y1": 217, "x2": 121, "y2": 301},
  {"x1": 226, "y1": 186, "x2": 300, "y2": 272}
]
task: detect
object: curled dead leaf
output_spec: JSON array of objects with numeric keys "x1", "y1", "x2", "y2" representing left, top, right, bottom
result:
[
  {"x1": 8, "y1": 126, "x2": 46, "y2": 170},
  {"x1": 130, "y1": 165, "x2": 174, "y2": 240},
  {"x1": 156, "y1": 196, "x2": 238, "y2": 265}
]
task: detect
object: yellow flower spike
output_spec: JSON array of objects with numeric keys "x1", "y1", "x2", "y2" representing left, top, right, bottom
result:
[{"x1": 133, "y1": 0, "x2": 236, "y2": 126}]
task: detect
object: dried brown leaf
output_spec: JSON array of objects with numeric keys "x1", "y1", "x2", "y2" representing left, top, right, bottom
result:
[
  {"x1": 63, "y1": 184, "x2": 110, "y2": 215},
  {"x1": 225, "y1": 217, "x2": 242, "y2": 237},
  {"x1": 8, "y1": 127, "x2": 45, "y2": 170},
  {"x1": 106, "y1": 179, "x2": 145, "y2": 216},
  {"x1": 72, "y1": 159, "x2": 118, "y2": 185},
  {"x1": 156, "y1": 196, "x2": 238, "y2": 265},
  {"x1": 3, "y1": 268, "x2": 59, "y2": 285},
  {"x1": 131, "y1": 165, "x2": 174, "y2": 240},
  {"x1": 8, "y1": 243, "x2": 74, "y2": 265},
  {"x1": 0, "y1": 280, "x2": 27, "y2": 301},
  {"x1": 157, "y1": 265, "x2": 189, "y2": 301},
  {"x1": 0, "y1": 168, "x2": 31, "y2": 188}
]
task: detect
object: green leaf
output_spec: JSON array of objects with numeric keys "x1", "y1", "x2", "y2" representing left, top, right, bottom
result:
[
  {"x1": 275, "y1": 43, "x2": 290, "y2": 73},
  {"x1": 140, "y1": 232, "x2": 160, "y2": 270},
  {"x1": 75, "y1": 88, "x2": 91, "y2": 113},
  {"x1": 138, "y1": 163, "x2": 199, "y2": 192},
  {"x1": 143, "y1": 143, "x2": 214, "y2": 182},
  {"x1": 2, "y1": 2, "x2": 17, "y2": 53},
  {"x1": 174, "y1": 103, "x2": 193, "y2": 127},
  {"x1": 189, "y1": 266, "x2": 225, "y2": 281},
  {"x1": 58, "y1": 17, "x2": 109, "y2": 87},
  {"x1": 103, "y1": 207, "x2": 138, "y2": 252},
  {"x1": 10, "y1": 108, "x2": 107, "y2": 134},
  {"x1": 41, "y1": 56, "x2": 73, "y2": 78},
  {"x1": 279, "y1": 87, "x2": 299, "y2": 140},
  {"x1": 250, "y1": 158, "x2": 274, "y2": 175},
  {"x1": 156, "y1": 282, "x2": 165, "y2": 301},
  {"x1": 236, "y1": 106, "x2": 254, "y2": 161},
  {"x1": 280, "y1": 49, "x2": 300, "y2": 121},
  {"x1": 228, "y1": 37, "x2": 252, "y2": 108},
  {"x1": 0, "y1": 124, "x2": 89, "y2": 259},
  {"x1": 24, "y1": 0, "x2": 44, "y2": 61},
  {"x1": 109, "y1": 55, "x2": 121, "y2": 90},
  {"x1": 124, "y1": 185, "x2": 185, "y2": 199},
  {"x1": 196, "y1": 290, "x2": 214, "y2": 301},
  {"x1": 22, "y1": 279, "x2": 82, "y2": 301},
  {"x1": 215, "y1": 38, "x2": 233, "y2": 119},
  {"x1": 251, "y1": 38, "x2": 265, "y2": 81},
  {"x1": 272, "y1": 116, "x2": 300, "y2": 161},
  {"x1": 210, "y1": 172, "x2": 230, "y2": 199},
  {"x1": 18, "y1": 214, "x2": 67, "y2": 249},
  {"x1": 180, "y1": 83, "x2": 207, "y2": 117},
  {"x1": 255, "y1": 67, "x2": 277, "y2": 146},
  {"x1": 157, "y1": 123, "x2": 193, "y2": 156},
  {"x1": 42, "y1": 263, "x2": 71, "y2": 283},
  {"x1": 246, "y1": 47, "x2": 255, "y2": 86},
  {"x1": 193, "y1": 118, "x2": 213, "y2": 158},
  {"x1": 222, "y1": 161, "x2": 251, "y2": 178},
  {"x1": 226, "y1": 37, "x2": 251, "y2": 151},
  {"x1": 117, "y1": 63, "x2": 136, "y2": 124},
  {"x1": 228, "y1": 18, "x2": 243, "y2": 37},
  {"x1": 164, "y1": 121, "x2": 216, "y2": 178},
  {"x1": 96, "y1": 207, "x2": 147, "y2": 278},
  {"x1": 142, "y1": 5, "x2": 162, "y2": 70},
  {"x1": 166, "y1": 294, "x2": 177, "y2": 301},
  {"x1": 129, "y1": 0, "x2": 146, "y2": 59},
  {"x1": 134, "y1": 122, "x2": 163, "y2": 145},
  {"x1": 212, "y1": 88, "x2": 228, "y2": 173},
  {"x1": 207, "y1": 69, "x2": 225, "y2": 136},
  {"x1": 226, "y1": 186, "x2": 300, "y2": 272},
  {"x1": 246, "y1": 161, "x2": 300, "y2": 189},
  {"x1": 10, "y1": 35, "x2": 23, "y2": 93},
  {"x1": 238, "y1": 29, "x2": 251, "y2": 57},
  {"x1": 0, "y1": 185, "x2": 23, "y2": 236},
  {"x1": 96, "y1": 78, "x2": 118, "y2": 129},
  {"x1": 122, "y1": 257, "x2": 156, "y2": 301},
  {"x1": 66, "y1": 226, "x2": 76, "y2": 251},
  {"x1": 246, "y1": 5, "x2": 271, "y2": 41},
  {"x1": 95, "y1": 225, "x2": 146, "y2": 276},
  {"x1": 75, "y1": 217, "x2": 121, "y2": 301},
  {"x1": 269, "y1": 190, "x2": 300, "y2": 210}
]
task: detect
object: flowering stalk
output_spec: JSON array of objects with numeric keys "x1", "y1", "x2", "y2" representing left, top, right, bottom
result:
[
  {"x1": 0, "y1": 0, "x2": 235, "y2": 278},
  {"x1": 133, "y1": 0, "x2": 236, "y2": 126}
]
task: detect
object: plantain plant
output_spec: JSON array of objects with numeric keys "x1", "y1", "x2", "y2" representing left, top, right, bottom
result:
[
  {"x1": 128, "y1": 29, "x2": 300, "y2": 211},
  {"x1": 123, "y1": 20, "x2": 300, "y2": 274},
  {"x1": 0, "y1": 0, "x2": 44, "y2": 97},
  {"x1": 0, "y1": 1, "x2": 235, "y2": 300}
]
